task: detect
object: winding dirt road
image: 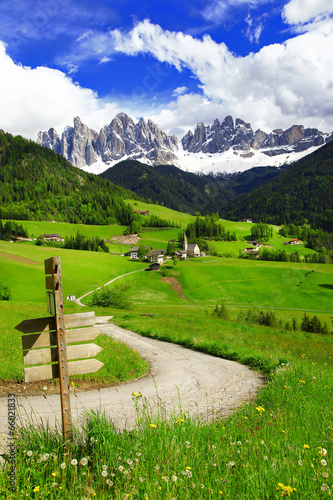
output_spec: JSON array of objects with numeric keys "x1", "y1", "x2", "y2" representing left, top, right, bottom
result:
[{"x1": 0, "y1": 317, "x2": 262, "y2": 444}]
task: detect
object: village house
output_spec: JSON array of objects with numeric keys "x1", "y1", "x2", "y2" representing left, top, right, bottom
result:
[
  {"x1": 239, "y1": 219, "x2": 253, "y2": 223},
  {"x1": 147, "y1": 262, "x2": 160, "y2": 271},
  {"x1": 146, "y1": 249, "x2": 165, "y2": 264},
  {"x1": 172, "y1": 250, "x2": 187, "y2": 260},
  {"x1": 284, "y1": 239, "x2": 302, "y2": 245},
  {"x1": 129, "y1": 246, "x2": 139, "y2": 259},
  {"x1": 39, "y1": 234, "x2": 64, "y2": 242}
]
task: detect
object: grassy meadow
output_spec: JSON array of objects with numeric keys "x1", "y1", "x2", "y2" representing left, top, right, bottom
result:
[{"x1": 1, "y1": 209, "x2": 333, "y2": 498}]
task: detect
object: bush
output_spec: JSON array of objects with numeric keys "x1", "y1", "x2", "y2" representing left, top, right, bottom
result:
[
  {"x1": 0, "y1": 282, "x2": 11, "y2": 301},
  {"x1": 212, "y1": 304, "x2": 229, "y2": 320},
  {"x1": 89, "y1": 285, "x2": 131, "y2": 309}
]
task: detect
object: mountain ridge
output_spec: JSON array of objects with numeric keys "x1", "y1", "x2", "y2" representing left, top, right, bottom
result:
[{"x1": 37, "y1": 114, "x2": 333, "y2": 175}]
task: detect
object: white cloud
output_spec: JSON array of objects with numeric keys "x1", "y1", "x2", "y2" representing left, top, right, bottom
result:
[
  {"x1": 108, "y1": 19, "x2": 333, "y2": 134},
  {"x1": 0, "y1": 41, "x2": 120, "y2": 139},
  {"x1": 201, "y1": 0, "x2": 271, "y2": 24},
  {"x1": 172, "y1": 86, "x2": 188, "y2": 96},
  {"x1": 282, "y1": 0, "x2": 333, "y2": 25}
]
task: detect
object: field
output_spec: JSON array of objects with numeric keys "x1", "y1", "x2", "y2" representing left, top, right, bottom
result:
[{"x1": 1, "y1": 212, "x2": 333, "y2": 498}]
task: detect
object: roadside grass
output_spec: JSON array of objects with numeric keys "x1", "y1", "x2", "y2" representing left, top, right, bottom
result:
[{"x1": 1, "y1": 309, "x2": 332, "y2": 499}]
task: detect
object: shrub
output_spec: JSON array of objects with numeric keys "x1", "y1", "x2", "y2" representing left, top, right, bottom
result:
[
  {"x1": 213, "y1": 304, "x2": 229, "y2": 320},
  {"x1": 0, "y1": 282, "x2": 11, "y2": 301},
  {"x1": 89, "y1": 285, "x2": 131, "y2": 309}
]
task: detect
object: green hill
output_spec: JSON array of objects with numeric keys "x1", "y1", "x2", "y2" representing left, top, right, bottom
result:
[
  {"x1": 224, "y1": 140, "x2": 333, "y2": 231},
  {"x1": 0, "y1": 131, "x2": 135, "y2": 224},
  {"x1": 100, "y1": 159, "x2": 284, "y2": 215}
]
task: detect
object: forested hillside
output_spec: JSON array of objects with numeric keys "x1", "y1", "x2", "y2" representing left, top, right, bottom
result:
[
  {"x1": 224, "y1": 140, "x2": 333, "y2": 231},
  {"x1": 0, "y1": 131, "x2": 135, "y2": 224},
  {"x1": 100, "y1": 159, "x2": 284, "y2": 215}
]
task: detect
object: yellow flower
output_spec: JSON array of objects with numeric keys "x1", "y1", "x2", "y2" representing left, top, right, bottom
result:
[
  {"x1": 149, "y1": 423, "x2": 157, "y2": 428},
  {"x1": 33, "y1": 486, "x2": 40, "y2": 493},
  {"x1": 304, "y1": 444, "x2": 310, "y2": 449},
  {"x1": 51, "y1": 472, "x2": 57, "y2": 477}
]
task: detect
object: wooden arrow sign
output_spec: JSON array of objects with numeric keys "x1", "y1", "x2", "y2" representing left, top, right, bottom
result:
[
  {"x1": 23, "y1": 343, "x2": 103, "y2": 365},
  {"x1": 24, "y1": 359, "x2": 104, "y2": 383},
  {"x1": 21, "y1": 326, "x2": 101, "y2": 350}
]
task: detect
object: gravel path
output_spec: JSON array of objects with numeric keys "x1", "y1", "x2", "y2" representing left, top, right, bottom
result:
[{"x1": 0, "y1": 317, "x2": 262, "y2": 447}]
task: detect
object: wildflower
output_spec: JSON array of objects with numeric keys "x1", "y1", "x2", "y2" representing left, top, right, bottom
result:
[
  {"x1": 71, "y1": 459, "x2": 78, "y2": 466},
  {"x1": 139, "y1": 477, "x2": 144, "y2": 483},
  {"x1": 261, "y1": 440, "x2": 265, "y2": 445},
  {"x1": 163, "y1": 476, "x2": 169, "y2": 482},
  {"x1": 171, "y1": 475, "x2": 177, "y2": 482},
  {"x1": 263, "y1": 456, "x2": 268, "y2": 461},
  {"x1": 298, "y1": 460, "x2": 303, "y2": 466},
  {"x1": 226, "y1": 461, "x2": 235, "y2": 468},
  {"x1": 33, "y1": 486, "x2": 40, "y2": 493},
  {"x1": 256, "y1": 406, "x2": 265, "y2": 415},
  {"x1": 27, "y1": 450, "x2": 33, "y2": 457},
  {"x1": 43, "y1": 386, "x2": 47, "y2": 391},
  {"x1": 42, "y1": 453, "x2": 50, "y2": 461},
  {"x1": 106, "y1": 479, "x2": 113, "y2": 486},
  {"x1": 150, "y1": 423, "x2": 157, "y2": 428},
  {"x1": 101, "y1": 470, "x2": 108, "y2": 477},
  {"x1": 71, "y1": 381, "x2": 75, "y2": 386},
  {"x1": 303, "y1": 444, "x2": 310, "y2": 449},
  {"x1": 237, "y1": 441, "x2": 242, "y2": 446},
  {"x1": 60, "y1": 463, "x2": 66, "y2": 469},
  {"x1": 319, "y1": 448, "x2": 328, "y2": 456},
  {"x1": 51, "y1": 472, "x2": 57, "y2": 477},
  {"x1": 186, "y1": 466, "x2": 192, "y2": 470},
  {"x1": 90, "y1": 437, "x2": 96, "y2": 443},
  {"x1": 118, "y1": 465, "x2": 124, "y2": 472},
  {"x1": 321, "y1": 459, "x2": 327, "y2": 467},
  {"x1": 80, "y1": 457, "x2": 88, "y2": 466},
  {"x1": 102, "y1": 465, "x2": 108, "y2": 470},
  {"x1": 321, "y1": 484, "x2": 330, "y2": 492},
  {"x1": 126, "y1": 459, "x2": 133, "y2": 465}
]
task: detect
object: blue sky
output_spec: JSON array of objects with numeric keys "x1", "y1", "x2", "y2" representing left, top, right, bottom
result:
[{"x1": 0, "y1": 0, "x2": 332, "y2": 139}]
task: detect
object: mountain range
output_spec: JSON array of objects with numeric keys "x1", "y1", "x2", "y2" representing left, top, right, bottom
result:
[{"x1": 37, "y1": 114, "x2": 333, "y2": 175}]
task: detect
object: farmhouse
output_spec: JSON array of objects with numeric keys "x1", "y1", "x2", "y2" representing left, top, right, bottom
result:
[
  {"x1": 173, "y1": 250, "x2": 187, "y2": 260},
  {"x1": 284, "y1": 239, "x2": 302, "y2": 245},
  {"x1": 39, "y1": 234, "x2": 64, "y2": 242},
  {"x1": 147, "y1": 262, "x2": 160, "y2": 271},
  {"x1": 146, "y1": 249, "x2": 165, "y2": 264},
  {"x1": 239, "y1": 218, "x2": 253, "y2": 223},
  {"x1": 129, "y1": 246, "x2": 139, "y2": 259}
]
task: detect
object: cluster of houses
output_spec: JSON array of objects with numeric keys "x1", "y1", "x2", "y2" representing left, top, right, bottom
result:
[
  {"x1": 133, "y1": 210, "x2": 150, "y2": 216},
  {"x1": 128, "y1": 233, "x2": 202, "y2": 269},
  {"x1": 243, "y1": 241, "x2": 271, "y2": 257},
  {"x1": 283, "y1": 238, "x2": 302, "y2": 245},
  {"x1": 38, "y1": 233, "x2": 64, "y2": 242}
]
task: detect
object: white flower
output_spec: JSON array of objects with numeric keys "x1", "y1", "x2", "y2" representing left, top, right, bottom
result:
[
  {"x1": 321, "y1": 484, "x2": 330, "y2": 492},
  {"x1": 60, "y1": 463, "x2": 66, "y2": 469},
  {"x1": 42, "y1": 454, "x2": 50, "y2": 461},
  {"x1": 90, "y1": 437, "x2": 96, "y2": 443},
  {"x1": 27, "y1": 450, "x2": 33, "y2": 457},
  {"x1": 321, "y1": 459, "x2": 327, "y2": 466},
  {"x1": 101, "y1": 470, "x2": 108, "y2": 477},
  {"x1": 237, "y1": 441, "x2": 242, "y2": 446},
  {"x1": 102, "y1": 465, "x2": 107, "y2": 470},
  {"x1": 126, "y1": 459, "x2": 133, "y2": 465},
  {"x1": 298, "y1": 460, "x2": 303, "y2": 466},
  {"x1": 320, "y1": 448, "x2": 327, "y2": 456},
  {"x1": 106, "y1": 479, "x2": 113, "y2": 486},
  {"x1": 80, "y1": 458, "x2": 88, "y2": 466},
  {"x1": 263, "y1": 456, "x2": 268, "y2": 461},
  {"x1": 118, "y1": 465, "x2": 124, "y2": 472},
  {"x1": 323, "y1": 472, "x2": 329, "y2": 479},
  {"x1": 71, "y1": 459, "x2": 78, "y2": 466},
  {"x1": 171, "y1": 475, "x2": 177, "y2": 482},
  {"x1": 260, "y1": 440, "x2": 265, "y2": 445},
  {"x1": 139, "y1": 477, "x2": 144, "y2": 483},
  {"x1": 43, "y1": 386, "x2": 48, "y2": 391}
]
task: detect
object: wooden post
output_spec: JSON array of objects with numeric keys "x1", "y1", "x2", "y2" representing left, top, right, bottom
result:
[{"x1": 44, "y1": 257, "x2": 73, "y2": 441}]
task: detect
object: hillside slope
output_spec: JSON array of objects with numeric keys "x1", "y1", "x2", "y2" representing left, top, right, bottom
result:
[
  {"x1": 224, "y1": 139, "x2": 333, "y2": 231},
  {"x1": 0, "y1": 131, "x2": 135, "y2": 224},
  {"x1": 100, "y1": 159, "x2": 286, "y2": 215}
]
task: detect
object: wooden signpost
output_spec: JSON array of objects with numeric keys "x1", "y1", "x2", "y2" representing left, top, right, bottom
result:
[{"x1": 15, "y1": 257, "x2": 104, "y2": 441}]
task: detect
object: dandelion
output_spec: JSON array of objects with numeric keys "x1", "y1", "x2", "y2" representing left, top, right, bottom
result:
[
  {"x1": 118, "y1": 465, "x2": 124, "y2": 472},
  {"x1": 319, "y1": 448, "x2": 328, "y2": 456},
  {"x1": 298, "y1": 460, "x2": 303, "y2": 466},
  {"x1": 90, "y1": 437, "x2": 96, "y2": 443},
  {"x1": 80, "y1": 458, "x2": 88, "y2": 466},
  {"x1": 227, "y1": 461, "x2": 235, "y2": 468},
  {"x1": 171, "y1": 475, "x2": 177, "y2": 482},
  {"x1": 106, "y1": 479, "x2": 113, "y2": 486},
  {"x1": 263, "y1": 456, "x2": 268, "y2": 461},
  {"x1": 237, "y1": 441, "x2": 242, "y2": 446},
  {"x1": 43, "y1": 386, "x2": 47, "y2": 391},
  {"x1": 150, "y1": 423, "x2": 157, "y2": 428},
  {"x1": 60, "y1": 463, "x2": 66, "y2": 469},
  {"x1": 102, "y1": 465, "x2": 107, "y2": 470},
  {"x1": 323, "y1": 472, "x2": 329, "y2": 479},
  {"x1": 42, "y1": 453, "x2": 50, "y2": 461},
  {"x1": 139, "y1": 477, "x2": 144, "y2": 483},
  {"x1": 27, "y1": 450, "x2": 33, "y2": 457},
  {"x1": 321, "y1": 484, "x2": 330, "y2": 492},
  {"x1": 126, "y1": 459, "x2": 133, "y2": 465},
  {"x1": 321, "y1": 459, "x2": 327, "y2": 467},
  {"x1": 51, "y1": 472, "x2": 57, "y2": 477},
  {"x1": 101, "y1": 470, "x2": 108, "y2": 477},
  {"x1": 71, "y1": 459, "x2": 78, "y2": 466},
  {"x1": 303, "y1": 444, "x2": 310, "y2": 449},
  {"x1": 33, "y1": 486, "x2": 40, "y2": 493}
]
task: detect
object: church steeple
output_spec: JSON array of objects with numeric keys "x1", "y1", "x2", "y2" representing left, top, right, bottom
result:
[{"x1": 183, "y1": 232, "x2": 188, "y2": 252}]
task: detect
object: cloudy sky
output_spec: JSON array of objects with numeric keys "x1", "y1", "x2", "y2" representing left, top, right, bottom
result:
[{"x1": 0, "y1": 0, "x2": 332, "y2": 140}]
